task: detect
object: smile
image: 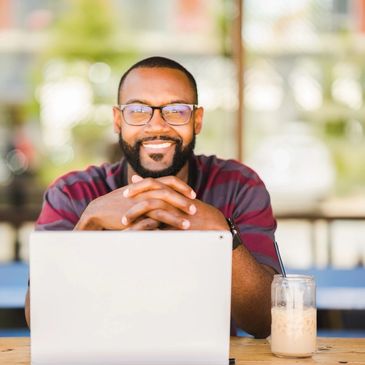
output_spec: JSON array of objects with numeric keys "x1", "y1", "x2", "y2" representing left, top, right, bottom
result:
[{"x1": 142, "y1": 142, "x2": 173, "y2": 149}]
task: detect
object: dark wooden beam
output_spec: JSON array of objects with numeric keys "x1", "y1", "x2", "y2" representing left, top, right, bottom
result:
[{"x1": 233, "y1": 0, "x2": 244, "y2": 161}]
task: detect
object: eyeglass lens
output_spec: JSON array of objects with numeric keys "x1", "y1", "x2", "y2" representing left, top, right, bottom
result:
[{"x1": 122, "y1": 104, "x2": 193, "y2": 125}]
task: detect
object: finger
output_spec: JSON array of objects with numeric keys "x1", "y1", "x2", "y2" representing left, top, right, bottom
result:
[
  {"x1": 122, "y1": 199, "x2": 191, "y2": 230},
  {"x1": 131, "y1": 174, "x2": 143, "y2": 183},
  {"x1": 146, "y1": 209, "x2": 191, "y2": 230},
  {"x1": 122, "y1": 199, "x2": 175, "y2": 225},
  {"x1": 157, "y1": 176, "x2": 196, "y2": 199},
  {"x1": 127, "y1": 217, "x2": 160, "y2": 231},
  {"x1": 126, "y1": 190, "x2": 196, "y2": 220},
  {"x1": 124, "y1": 176, "x2": 196, "y2": 199},
  {"x1": 140, "y1": 189, "x2": 196, "y2": 215},
  {"x1": 158, "y1": 176, "x2": 196, "y2": 199}
]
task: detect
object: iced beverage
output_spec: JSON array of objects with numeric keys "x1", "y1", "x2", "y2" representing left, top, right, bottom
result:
[
  {"x1": 271, "y1": 306, "x2": 316, "y2": 357},
  {"x1": 271, "y1": 275, "x2": 316, "y2": 358}
]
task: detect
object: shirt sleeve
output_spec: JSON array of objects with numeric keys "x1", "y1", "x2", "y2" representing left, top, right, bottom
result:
[
  {"x1": 35, "y1": 184, "x2": 80, "y2": 231},
  {"x1": 233, "y1": 176, "x2": 282, "y2": 274}
]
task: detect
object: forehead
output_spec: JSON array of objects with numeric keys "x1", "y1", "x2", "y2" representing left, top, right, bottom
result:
[{"x1": 119, "y1": 67, "x2": 195, "y2": 104}]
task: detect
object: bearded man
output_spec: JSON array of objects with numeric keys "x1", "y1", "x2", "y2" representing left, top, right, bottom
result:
[{"x1": 25, "y1": 56, "x2": 282, "y2": 338}]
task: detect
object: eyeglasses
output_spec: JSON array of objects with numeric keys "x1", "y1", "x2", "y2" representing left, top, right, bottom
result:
[{"x1": 117, "y1": 103, "x2": 197, "y2": 126}]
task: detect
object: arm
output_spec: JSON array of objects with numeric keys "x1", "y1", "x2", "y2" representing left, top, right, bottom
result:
[
  {"x1": 75, "y1": 177, "x2": 196, "y2": 231},
  {"x1": 124, "y1": 175, "x2": 277, "y2": 338},
  {"x1": 231, "y1": 247, "x2": 274, "y2": 338},
  {"x1": 229, "y1": 177, "x2": 279, "y2": 338},
  {"x1": 25, "y1": 176, "x2": 196, "y2": 328},
  {"x1": 178, "y1": 200, "x2": 274, "y2": 337},
  {"x1": 25, "y1": 288, "x2": 30, "y2": 328},
  {"x1": 35, "y1": 178, "x2": 163, "y2": 232},
  {"x1": 176, "y1": 198, "x2": 275, "y2": 338}
]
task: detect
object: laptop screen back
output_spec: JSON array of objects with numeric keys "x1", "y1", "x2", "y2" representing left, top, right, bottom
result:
[{"x1": 30, "y1": 230, "x2": 232, "y2": 365}]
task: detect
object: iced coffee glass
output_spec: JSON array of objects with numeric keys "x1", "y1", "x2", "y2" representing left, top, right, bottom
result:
[{"x1": 271, "y1": 275, "x2": 316, "y2": 358}]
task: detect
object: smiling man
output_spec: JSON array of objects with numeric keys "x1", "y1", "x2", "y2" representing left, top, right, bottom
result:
[{"x1": 25, "y1": 57, "x2": 282, "y2": 338}]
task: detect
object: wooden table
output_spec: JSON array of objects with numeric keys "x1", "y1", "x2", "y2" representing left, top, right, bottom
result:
[{"x1": 1, "y1": 337, "x2": 365, "y2": 364}]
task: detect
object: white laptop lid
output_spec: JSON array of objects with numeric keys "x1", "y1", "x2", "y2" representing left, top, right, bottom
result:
[{"x1": 30, "y1": 231, "x2": 232, "y2": 365}]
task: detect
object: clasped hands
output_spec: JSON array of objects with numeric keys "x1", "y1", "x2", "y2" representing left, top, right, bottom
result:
[{"x1": 76, "y1": 175, "x2": 228, "y2": 231}]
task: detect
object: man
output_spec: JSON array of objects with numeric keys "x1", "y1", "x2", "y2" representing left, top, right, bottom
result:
[{"x1": 25, "y1": 56, "x2": 281, "y2": 338}]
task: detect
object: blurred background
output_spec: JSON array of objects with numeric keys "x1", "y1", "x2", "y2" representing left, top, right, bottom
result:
[{"x1": 0, "y1": 0, "x2": 364, "y2": 337}]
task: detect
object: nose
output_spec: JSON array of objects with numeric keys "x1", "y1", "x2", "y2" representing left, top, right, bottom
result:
[{"x1": 145, "y1": 108, "x2": 170, "y2": 133}]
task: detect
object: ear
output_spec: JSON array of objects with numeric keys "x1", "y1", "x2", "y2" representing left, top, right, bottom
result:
[
  {"x1": 193, "y1": 106, "x2": 204, "y2": 135},
  {"x1": 113, "y1": 107, "x2": 122, "y2": 134}
]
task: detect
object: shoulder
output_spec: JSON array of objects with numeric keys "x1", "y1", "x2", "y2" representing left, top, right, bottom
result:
[
  {"x1": 194, "y1": 154, "x2": 263, "y2": 186},
  {"x1": 36, "y1": 160, "x2": 125, "y2": 230},
  {"x1": 192, "y1": 154, "x2": 271, "y2": 216},
  {"x1": 48, "y1": 160, "x2": 124, "y2": 196}
]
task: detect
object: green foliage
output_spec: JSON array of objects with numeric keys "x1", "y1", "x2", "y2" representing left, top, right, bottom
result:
[
  {"x1": 324, "y1": 119, "x2": 347, "y2": 138},
  {"x1": 72, "y1": 121, "x2": 109, "y2": 154},
  {"x1": 329, "y1": 141, "x2": 365, "y2": 194},
  {"x1": 47, "y1": 0, "x2": 121, "y2": 63},
  {"x1": 215, "y1": 0, "x2": 233, "y2": 57},
  {"x1": 32, "y1": 0, "x2": 139, "y2": 185}
]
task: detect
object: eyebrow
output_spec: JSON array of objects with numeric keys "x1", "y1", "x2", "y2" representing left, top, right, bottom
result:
[{"x1": 123, "y1": 98, "x2": 194, "y2": 105}]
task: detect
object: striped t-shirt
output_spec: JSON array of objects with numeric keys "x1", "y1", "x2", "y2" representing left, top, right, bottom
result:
[{"x1": 36, "y1": 154, "x2": 280, "y2": 273}]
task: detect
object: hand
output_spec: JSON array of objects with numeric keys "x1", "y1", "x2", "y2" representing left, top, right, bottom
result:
[
  {"x1": 124, "y1": 217, "x2": 161, "y2": 230},
  {"x1": 122, "y1": 176, "x2": 197, "y2": 230},
  {"x1": 74, "y1": 185, "x2": 135, "y2": 230},
  {"x1": 74, "y1": 175, "x2": 196, "y2": 231},
  {"x1": 176, "y1": 198, "x2": 229, "y2": 231},
  {"x1": 123, "y1": 176, "x2": 229, "y2": 231}
]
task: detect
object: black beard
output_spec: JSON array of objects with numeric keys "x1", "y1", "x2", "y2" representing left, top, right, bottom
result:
[{"x1": 119, "y1": 134, "x2": 195, "y2": 178}]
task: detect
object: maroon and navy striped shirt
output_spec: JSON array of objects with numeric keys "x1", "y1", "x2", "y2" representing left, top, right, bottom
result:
[{"x1": 36, "y1": 154, "x2": 280, "y2": 273}]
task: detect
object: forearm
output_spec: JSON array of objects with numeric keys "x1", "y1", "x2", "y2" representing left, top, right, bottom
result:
[
  {"x1": 25, "y1": 288, "x2": 30, "y2": 328},
  {"x1": 231, "y1": 245, "x2": 274, "y2": 338}
]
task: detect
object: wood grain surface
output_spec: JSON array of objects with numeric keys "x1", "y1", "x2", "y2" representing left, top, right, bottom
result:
[{"x1": 0, "y1": 336, "x2": 364, "y2": 364}]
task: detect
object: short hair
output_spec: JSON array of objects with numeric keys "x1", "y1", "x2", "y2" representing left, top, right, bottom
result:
[{"x1": 117, "y1": 56, "x2": 198, "y2": 104}]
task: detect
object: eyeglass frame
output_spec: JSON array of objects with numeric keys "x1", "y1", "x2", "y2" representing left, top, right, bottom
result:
[{"x1": 116, "y1": 103, "x2": 198, "y2": 126}]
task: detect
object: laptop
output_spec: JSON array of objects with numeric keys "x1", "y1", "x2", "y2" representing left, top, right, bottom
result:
[{"x1": 30, "y1": 230, "x2": 232, "y2": 365}]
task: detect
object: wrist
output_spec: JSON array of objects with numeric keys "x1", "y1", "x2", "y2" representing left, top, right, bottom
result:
[
  {"x1": 226, "y1": 217, "x2": 242, "y2": 250},
  {"x1": 74, "y1": 206, "x2": 100, "y2": 230}
]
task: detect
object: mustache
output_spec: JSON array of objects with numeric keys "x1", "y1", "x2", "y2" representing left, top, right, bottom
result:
[{"x1": 136, "y1": 136, "x2": 182, "y2": 144}]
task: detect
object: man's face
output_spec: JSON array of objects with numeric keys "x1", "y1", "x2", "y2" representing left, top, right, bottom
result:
[{"x1": 113, "y1": 67, "x2": 203, "y2": 178}]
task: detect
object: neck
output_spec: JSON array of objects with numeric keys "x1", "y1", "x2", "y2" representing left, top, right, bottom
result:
[{"x1": 127, "y1": 162, "x2": 189, "y2": 184}]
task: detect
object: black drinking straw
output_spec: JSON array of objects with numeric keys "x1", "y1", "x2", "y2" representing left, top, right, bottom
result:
[{"x1": 274, "y1": 241, "x2": 286, "y2": 277}]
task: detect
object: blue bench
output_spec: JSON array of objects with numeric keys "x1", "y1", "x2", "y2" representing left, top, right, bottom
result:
[
  {"x1": 0, "y1": 262, "x2": 29, "y2": 309},
  {"x1": 288, "y1": 268, "x2": 365, "y2": 310},
  {"x1": 2, "y1": 265, "x2": 364, "y2": 310},
  {"x1": 1, "y1": 264, "x2": 364, "y2": 337}
]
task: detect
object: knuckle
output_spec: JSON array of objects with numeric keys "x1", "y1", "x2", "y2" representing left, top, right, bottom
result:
[
  {"x1": 163, "y1": 175, "x2": 174, "y2": 184},
  {"x1": 161, "y1": 189, "x2": 169, "y2": 198},
  {"x1": 145, "y1": 177, "x2": 156, "y2": 186},
  {"x1": 148, "y1": 199, "x2": 160, "y2": 209},
  {"x1": 138, "y1": 199, "x2": 161, "y2": 212},
  {"x1": 143, "y1": 218, "x2": 152, "y2": 226},
  {"x1": 154, "y1": 209, "x2": 165, "y2": 219},
  {"x1": 161, "y1": 175, "x2": 177, "y2": 186},
  {"x1": 139, "y1": 200, "x2": 150, "y2": 211},
  {"x1": 146, "y1": 219, "x2": 158, "y2": 229}
]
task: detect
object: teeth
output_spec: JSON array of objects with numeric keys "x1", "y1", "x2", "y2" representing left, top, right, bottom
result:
[{"x1": 143, "y1": 142, "x2": 172, "y2": 149}]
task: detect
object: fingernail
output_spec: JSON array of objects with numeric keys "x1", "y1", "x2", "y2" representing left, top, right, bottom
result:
[
  {"x1": 189, "y1": 204, "x2": 197, "y2": 215},
  {"x1": 123, "y1": 189, "x2": 129, "y2": 197},
  {"x1": 182, "y1": 219, "x2": 190, "y2": 230},
  {"x1": 121, "y1": 216, "x2": 128, "y2": 226},
  {"x1": 132, "y1": 175, "x2": 143, "y2": 183},
  {"x1": 190, "y1": 190, "x2": 196, "y2": 199}
]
